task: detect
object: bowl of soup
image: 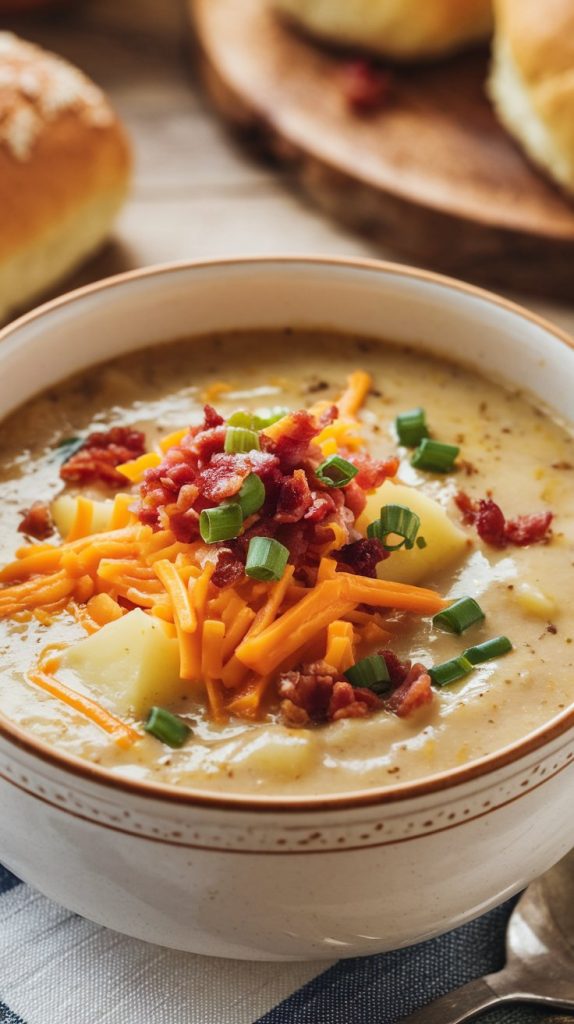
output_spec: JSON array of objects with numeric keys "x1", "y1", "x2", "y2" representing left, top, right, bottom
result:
[{"x1": 0, "y1": 256, "x2": 572, "y2": 960}]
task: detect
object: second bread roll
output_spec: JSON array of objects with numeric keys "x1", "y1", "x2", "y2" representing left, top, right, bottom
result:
[
  {"x1": 488, "y1": 0, "x2": 574, "y2": 195},
  {"x1": 274, "y1": 0, "x2": 493, "y2": 61}
]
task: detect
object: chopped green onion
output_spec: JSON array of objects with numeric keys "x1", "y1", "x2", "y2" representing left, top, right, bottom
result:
[
  {"x1": 245, "y1": 536, "x2": 289, "y2": 582},
  {"x1": 433, "y1": 597, "x2": 485, "y2": 635},
  {"x1": 224, "y1": 427, "x2": 261, "y2": 454},
  {"x1": 52, "y1": 436, "x2": 84, "y2": 464},
  {"x1": 144, "y1": 706, "x2": 191, "y2": 748},
  {"x1": 227, "y1": 410, "x2": 254, "y2": 428},
  {"x1": 416, "y1": 536, "x2": 427, "y2": 549},
  {"x1": 237, "y1": 473, "x2": 265, "y2": 517},
  {"x1": 315, "y1": 455, "x2": 359, "y2": 488},
  {"x1": 367, "y1": 504, "x2": 421, "y2": 551},
  {"x1": 253, "y1": 407, "x2": 290, "y2": 430},
  {"x1": 200, "y1": 503, "x2": 243, "y2": 543},
  {"x1": 464, "y1": 635, "x2": 513, "y2": 665},
  {"x1": 344, "y1": 654, "x2": 392, "y2": 694},
  {"x1": 411, "y1": 438, "x2": 459, "y2": 473},
  {"x1": 429, "y1": 655, "x2": 474, "y2": 688},
  {"x1": 396, "y1": 408, "x2": 429, "y2": 447}
]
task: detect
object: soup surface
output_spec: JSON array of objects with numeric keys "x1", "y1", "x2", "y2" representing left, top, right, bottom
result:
[{"x1": 0, "y1": 330, "x2": 572, "y2": 796}]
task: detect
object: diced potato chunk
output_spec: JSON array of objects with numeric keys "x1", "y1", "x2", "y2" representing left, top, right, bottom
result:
[
  {"x1": 356, "y1": 480, "x2": 469, "y2": 585},
  {"x1": 61, "y1": 609, "x2": 185, "y2": 717},
  {"x1": 51, "y1": 494, "x2": 115, "y2": 539},
  {"x1": 515, "y1": 582, "x2": 557, "y2": 619},
  {"x1": 232, "y1": 729, "x2": 315, "y2": 780}
]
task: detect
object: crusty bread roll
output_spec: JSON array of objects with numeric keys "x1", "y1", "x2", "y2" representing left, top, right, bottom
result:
[
  {"x1": 0, "y1": 33, "x2": 131, "y2": 324},
  {"x1": 274, "y1": 0, "x2": 493, "y2": 61},
  {"x1": 488, "y1": 0, "x2": 574, "y2": 195}
]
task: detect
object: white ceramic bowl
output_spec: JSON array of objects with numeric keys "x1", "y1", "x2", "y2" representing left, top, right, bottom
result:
[{"x1": 0, "y1": 257, "x2": 573, "y2": 961}]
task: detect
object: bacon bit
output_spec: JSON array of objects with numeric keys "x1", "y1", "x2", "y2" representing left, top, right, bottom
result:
[
  {"x1": 211, "y1": 547, "x2": 245, "y2": 589},
  {"x1": 335, "y1": 538, "x2": 389, "y2": 578},
  {"x1": 341, "y1": 59, "x2": 393, "y2": 115},
  {"x1": 275, "y1": 469, "x2": 313, "y2": 524},
  {"x1": 455, "y1": 492, "x2": 553, "y2": 548},
  {"x1": 17, "y1": 502, "x2": 54, "y2": 540},
  {"x1": 199, "y1": 451, "x2": 279, "y2": 503},
  {"x1": 505, "y1": 512, "x2": 554, "y2": 546},
  {"x1": 342, "y1": 479, "x2": 367, "y2": 518},
  {"x1": 346, "y1": 452, "x2": 399, "y2": 491},
  {"x1": 386, "y1": 664, "x2": 433, "y2": 718},
  {"x1": 304, "y1": 491, "x2": 337, "y2": 523},
  {"x1": 60, "y1": 427, "x2": 146, "y2": 488},
  {"x1": 263, "y1": 410, "x2": 320, "y2": 466},
  {"x1": 279, "y1": 660, "x2": 383, "y2": 725},
  {"x1": 380, "y1": 649, "x2": 412, "y2": 687},
  {"x1": 318, "y1": 404, "x2": 339, "y2": 428}
]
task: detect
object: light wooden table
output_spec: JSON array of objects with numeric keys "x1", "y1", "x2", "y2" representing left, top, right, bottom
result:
[{"x1": 7, "y1": 0, "x2": 574, "y2": 337}]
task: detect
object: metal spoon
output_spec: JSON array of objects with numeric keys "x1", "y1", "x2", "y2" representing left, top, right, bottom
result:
[{"x1": 402, "y1": 849, "x2": 574, "y2": 1023}]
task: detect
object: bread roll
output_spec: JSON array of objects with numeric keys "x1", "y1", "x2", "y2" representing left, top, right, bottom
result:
[
  {"x1": 274, "y1": 0, "x2": 493, "y2": 61},
  {"x1": 488, "y1": 0, "x2": 574, "y2": 195},
  {"x1": 0, "y1": 33, "x2": 131, "y2": 324}
]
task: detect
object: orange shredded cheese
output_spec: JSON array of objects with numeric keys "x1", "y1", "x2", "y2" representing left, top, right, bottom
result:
[
  {"x1": 153, "y1": 559, "x2": 196, "y2": 633},
  {"x1": 116, "y1": 451, "x2": 162, "y2": 483},
  {"x1": 28, "y1": 667, "x2": 140, "y2": 749},
  {"x1": 337, "y1": 370, "x2": 372, "y2": 418}
]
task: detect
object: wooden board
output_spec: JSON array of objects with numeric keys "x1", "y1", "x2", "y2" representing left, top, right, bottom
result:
[{"x1": 190, "y1": 0, "x2": 574, "y2": 300}]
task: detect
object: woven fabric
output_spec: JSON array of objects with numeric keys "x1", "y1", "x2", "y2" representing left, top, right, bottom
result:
[{"x1": 0, "y1": 865, "x2": 568, "y2": 1024}]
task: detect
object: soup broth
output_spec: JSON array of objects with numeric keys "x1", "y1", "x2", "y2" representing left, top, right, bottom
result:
[{"x1": 0, "y1": 330, "x2": 572, "y2": 795}]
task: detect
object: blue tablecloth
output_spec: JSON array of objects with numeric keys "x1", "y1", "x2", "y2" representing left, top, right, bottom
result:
[{"x1": 0, "y1": 864, "x2": 567, "y2": 1024}]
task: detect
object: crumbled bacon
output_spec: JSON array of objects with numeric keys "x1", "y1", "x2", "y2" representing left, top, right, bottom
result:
[
  {"x1": 275, "y1": 469, "x2": 313, "y2": 523},
  {"x1": 455, "y1": 492, "x2": 553, "y2": 548},
  {"x1": 131, "y1": 402, "x2": 400, "y2": 572},
  {"x1": 278, "y1": 651, "x2": 433, "y2": 726},
  {"x1": 60, "y1": 427, "x2": 146, "y2": 488},
  {"x1": 211, "y1": 547, "x2": 245, "y2": 589},
  {"x1": 335, "y1": 538, "x2": 389, "y2": 577},
  {"x1": 198, "y1": 451, "x2": 279, "y2": 503},
  {"x1": 341, "y1": 59, "x2": 393, "y2": 115},
  {"x1": 345, "y1": 452, "x2": 400, "y2": 491},
  {"x1": 17, "y1": 501, "x2": 54, "y2": 540},
  {"x1": 279, "y1": 661, "x2": 383, "y2": 725},
  {"x1": 263, "y1": 411, "x2": 320, "y2": 466},
  {"x1": 505, "y1": 511, "x2": 554, "y2": 546},
  {"x1": 386, "y1": 664, "x2": 433, "y2": 718}
]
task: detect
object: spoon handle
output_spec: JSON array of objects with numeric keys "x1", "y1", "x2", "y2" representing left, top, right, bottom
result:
[{"x1": 399, "y1": 976, "x2": 505, "y2": 1024}]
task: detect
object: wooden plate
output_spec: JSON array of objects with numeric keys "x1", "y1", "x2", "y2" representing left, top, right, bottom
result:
[{"x1": 189, "y1": 0, "x2": 574, "y2": 300}]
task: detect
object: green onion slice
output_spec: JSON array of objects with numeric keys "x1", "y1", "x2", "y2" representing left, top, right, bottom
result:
[
  {"x1": 199, "y1": 503, "x2": 243, "y2": 543},
  {"x1": 411, "y1": 438, "x2": 459, "y2": 473},
  {"x1": 464, "y1": 635, "x2": 513, "y2": 665},
  {"x1": 52, "y1": 436, "x2": 84, "y2": 464},
  {"x1": 253, "y1": 407, "x2": 289, "y2": 430},
  {"x1": 315, "y1": 455, "x2": 359, "y2": 488},
  {"x1": 429, "y1": 655, "x2": 474, "y2": 688},
  {"x1": 396, "y1": 408, "x2": 429, "y2": 448},
  {"x1": 236, "y1": 473, "x2": 266, "y2": 518},
  {"x1": 245, "y1": 536, "x2": 289, "y2": 582},
  {"x1": 416, "y1": 536, "x2": 427, "y2": 549},
  {"x1": 144, "y1": 706, "x2": 191, "y2": 748},
  {"x1": 367, "y1": 504, "x2": 421, "y2": 551},
  {"x1": 433, "y1": 597, "x2": 485, "y2": 635},
  {"x1": 227, "y1": 410, "x2": 254, "y2": 429},
  {"x1": 224, "y1": 426, "x2": 261, "y2": 454},
  {"x1": 344, "y1": 654, "x2": 392, "y2": 695}
]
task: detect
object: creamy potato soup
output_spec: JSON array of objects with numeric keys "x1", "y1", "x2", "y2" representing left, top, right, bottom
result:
[{"x1": 0, "y1": 331, "x2": 572, "y2": 796}]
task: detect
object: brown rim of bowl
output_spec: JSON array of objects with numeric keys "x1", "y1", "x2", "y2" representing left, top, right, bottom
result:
[{"x1": 0, "y1": 254, "x2": 573, "y2": 814}]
